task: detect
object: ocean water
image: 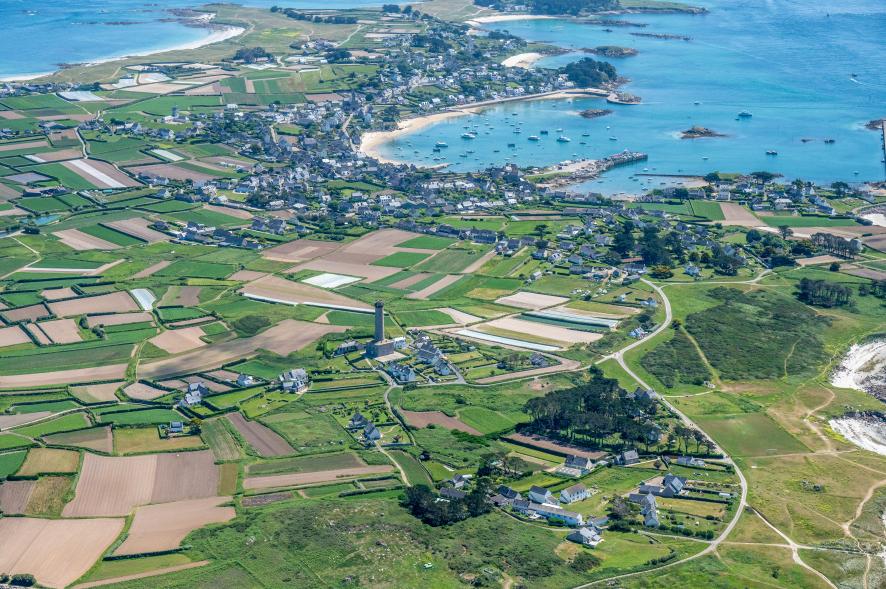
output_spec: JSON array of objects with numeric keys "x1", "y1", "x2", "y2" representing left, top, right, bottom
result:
[
  {"x1": 375, "y1": 0, "x2": 886, "y2": 194},
  {"x1": 0, "y1": 0, "x2": 383, "y2": 79}
]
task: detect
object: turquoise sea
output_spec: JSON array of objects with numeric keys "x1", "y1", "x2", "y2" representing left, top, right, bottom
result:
[
  {"x1": 0, "y1": 0, "x2": 381, "y2": 79},
  {"x1": 375, "y1": 0, "x2": 886, "y2": 194}
]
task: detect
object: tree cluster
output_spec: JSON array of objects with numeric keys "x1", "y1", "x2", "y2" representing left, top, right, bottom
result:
[
  {"x1": 275, "y1": 8, "x2": 358, "y2": 24},
  {"x1": 523, "y1": 368, "x2": 661, "y2": 451},
  {"x1": 231, "y1": 47, "x2": 273, "y2": 63},
  {"x1": 811, "y1": 232, "x2": 857, "y2": 259},
  {"x1": 401, "y1": 480, "x2": 492, "y2": 526},
  {"x1": 559, "y1": 57, "x2": 617, "y2": 88},
  {"x1": 797, "y1": 278, "x2": 852, "y2": 307},
  {"x1": 528, "y1": 0, "x2": 619, "y2": 16}
]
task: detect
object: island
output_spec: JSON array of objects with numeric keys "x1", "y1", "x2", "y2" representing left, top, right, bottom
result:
[
  {"x1": 583, "y1": 45, "x2": 639, "y2": 57},
  {"x1": 681, "y1": 125, "x2": 727, "y2": 139},
  {"x1": 580, "y1": 108, "x2": 614, "y2": 119}
]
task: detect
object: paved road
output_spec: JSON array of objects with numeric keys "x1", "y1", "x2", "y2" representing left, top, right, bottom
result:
[{"x1": 573, "y1": 278, "x2": 749, "y2": 588}]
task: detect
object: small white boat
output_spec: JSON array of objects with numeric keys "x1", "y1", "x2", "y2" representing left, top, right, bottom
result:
[{"x1": 557, "y1": 136, "x2": 571, "y2": 143}]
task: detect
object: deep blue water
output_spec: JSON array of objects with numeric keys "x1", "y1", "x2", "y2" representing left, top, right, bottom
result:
[
  {"x1": 375, "y1": 0, "x2": 886, "y2": 193},
  {"x1": 0, "y1": 0, "x2": 382, "y2": 79}
]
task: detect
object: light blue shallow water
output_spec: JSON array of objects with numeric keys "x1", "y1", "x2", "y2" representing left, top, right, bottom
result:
[
  {"x1": 375, "y1": 0, "x2": 886, "y2": 193},
  {"x1": 0, "y1": 0, "x2": 382, "y2": 79}
]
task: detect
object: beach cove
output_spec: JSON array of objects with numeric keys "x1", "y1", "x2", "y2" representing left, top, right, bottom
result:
[
  {"x1": 369, "y1": 0, "x2": 886, "y2": 194},
  {"x1": 0, "y1": 0, "x2": 383, "y2": 80}
]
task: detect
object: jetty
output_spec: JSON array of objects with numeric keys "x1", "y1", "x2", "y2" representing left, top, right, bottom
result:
[{"x1": 533, "y1": 151, "x2": 648, "y2": 188}]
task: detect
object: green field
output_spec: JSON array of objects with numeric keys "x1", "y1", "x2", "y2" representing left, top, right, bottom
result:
[
  {"x1": 155, "y1": 260, "x2": 236, "y2": 280},
  {"x1": 695, "y1": 413, "x2": 809, "y2": 457},
  {"x1": 94, "y1": 408, "x2": 183, "y2": 426},
  {"x1": 396, "y1": 235, "x2": 456, "y2": 250},
  {"x1": 78, "y1": 223, "x2": 145, "y2": 247},
  {"x1": 372, "y1": 251, "x2": 431, "y2": 268},
  {"x1": 416, "y1": 248, "x2": 487, "y2": 274}
]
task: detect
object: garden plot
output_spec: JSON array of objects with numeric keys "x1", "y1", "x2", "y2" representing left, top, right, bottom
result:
[
  {"x1": 205, "y1": 203, "x2": 252, "y2": 220},
  {"x1": 0, "y1": 480, "x2": 34, "y2": 514},
  {"x1": 302, "y1": 273, "x2": 361, "y2": 289},
  {"x1": 0, "y1": 325, "x2": 31, "y2": 347},
  {"x1": 262, "y1": 239, "x2": 341, "y2": 263},
  {"x1": 122, "y1": 382, "x2": 168, "y2": 401},
  {"x1": 243, "y1": 465, "x2": 393, "y2": 490},
  {"x1": 132, "y1": 260, "x2": 172, "y2": 278},
  {"x1": 0, "y1": 517, "x2": 125, "y2": 589},
  {"x1": 61, "y1": 159, "x2": 138, "y2": 189},
  {"x1": 44, "y1": 427, "x2": 113, "y2": 453},
  {"x1": 227, "y1": 412, "x2": 293, "y2": 457},
  {"x1": 139, "y1": 319, "x2": 344, "y2": 378},
  {"x1": 38, "y1": 319, "x2": 82, "y2": 344},
  {"x1": 115, "y1": 496, "x2": 235, "y2": 556},
  {"x1": 48, "y1": 291, "x2": 138, "y2": 317},
  {"x1": 161, "y1": 286, "x2": 201, "y2": 307},
  {"x1": 481, "y1": 316, "x2": 603, "y2": 344},
  {"x1": 0, "y1": 412, "x2": 51, "y2": 429},
  {"x1": 149, "y1": 327, "x2": 208, "y2": 354},
  {"x1": 41, "y1": 287, "x2": 77, "y2": 300},
  {"x1": 405, "y1": 274, "x2": 462, "y2": 300},
  {"x1": 70, "y1": 382, "x2": 122, "y2": 403},
  {"x1": 454, "y1": 329, "x2": 560, "y2": 353},
  {"x1": 228, "y1": 269, "x2": 267, "y2": 282},
  {"x1": 436, "y1": 307, "x2": 481, "y2": 325},
  {"x1": 129, "y1": 163, "x2": 216, "y2": 183},
  {"x1": 241, "y1": 274, "x2": 371, "y2": 311},
  {"x1": 0, "y1": 364, "x2": 128, "y2": 388},
  {"x1": 63, "y1": 450, "x2": 219, "y2": 517},
  {"x1": 17, "y1": 448, "x2": 80, "y2": 475},
  {"x1": 150, "y1": 148, "x2": 184, "y2": 161},
  {"x1": 104, "y1": 218, "x2": 169, "y2": 243},
  {"x1": 400, "y1": 410, "x2": 481, "y2": 435},
  {"x1": 23, "y1": 323, "x2": 51, "y2": 345},
  {"x1": 495, "y1": 291, "x2": 569, "y2": 310},
  {"x1": 2, "y1": 303, "x2": 50, "y2": 323},
  {"x1": 86, "y1": 311, "x2": 153, "y2": 327},
  {"x1": 719, "y1": 202, "x2": 762, "y2": 227},
  {"x1": 389, "y1": 272, "x2": 433, "y2": 290}
]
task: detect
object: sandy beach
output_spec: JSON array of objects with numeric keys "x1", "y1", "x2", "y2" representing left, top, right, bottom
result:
[
  {"x1": 501, "y1": 52, "x2": 544, "y2": 68},
  {"x1": 358, "y1": 88, "x2": 607, "y2": 164},
  {"x1": 0, "y1": 13, "x2": 244, "y2": 82},
  {"x1": 359, "y1": 110, "x2": 474, "y2": 164},
  {"x1": 466, "y1": 15, "x2": 556, "y2": 27}
]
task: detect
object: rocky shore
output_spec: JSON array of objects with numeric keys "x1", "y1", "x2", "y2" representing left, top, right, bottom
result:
[{"x1": 681, "y1": 126, "x2": 726, "y2": 139}]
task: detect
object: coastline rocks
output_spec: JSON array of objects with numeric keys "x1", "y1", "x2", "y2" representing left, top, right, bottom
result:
[
  {"x1": 681, "y1": 125, "x2": 726, "y2": 139},
  {"x1": 583, "y1": 45, "x2": 638, "y2": 58},
  {"x1": 580, "y1": 108, "x2": 613, "y2": 119}
]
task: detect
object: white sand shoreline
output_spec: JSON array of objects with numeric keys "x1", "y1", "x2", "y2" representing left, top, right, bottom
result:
[
  {"x1": 0, "y1": 14, "x2": 244, "y2": 82},
  {"x1": 466, "y1": 14, "x2": 556, "y2": 26},
  {"x1": 501, "y1": 52, "x2": 544, "y2": 68},
  {"x1": 358, "y1": 88, "x2": 607, "y2": 164}
]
